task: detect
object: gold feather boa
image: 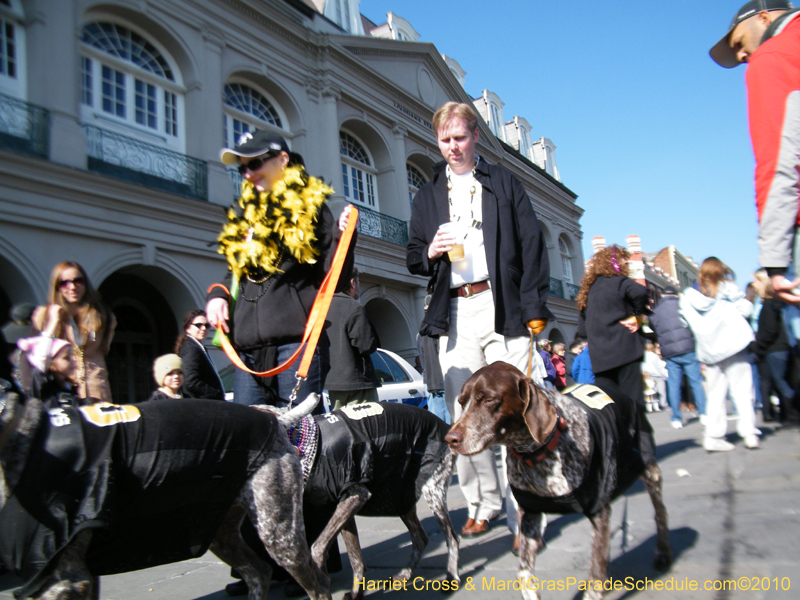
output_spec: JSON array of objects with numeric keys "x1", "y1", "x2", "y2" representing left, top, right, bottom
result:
[{"x1": 218, "y1": 165, "x2": 333, "y2": 280}]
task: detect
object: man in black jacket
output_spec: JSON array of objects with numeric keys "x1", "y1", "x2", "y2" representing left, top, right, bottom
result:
[
  {"x1": 649, "y1": 286, "x2": 707, "y2": 428},
  {"x1": 406, "y1": 101, "x2": 553, "y2": 538}
]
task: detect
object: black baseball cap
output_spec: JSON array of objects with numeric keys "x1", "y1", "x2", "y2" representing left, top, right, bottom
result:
[
  {"x1": 220, "y1": 129, "x2": 290, "y2": 166},
  {"x1": 709, "y1": 0, "x2": 793, "y2": 68}
]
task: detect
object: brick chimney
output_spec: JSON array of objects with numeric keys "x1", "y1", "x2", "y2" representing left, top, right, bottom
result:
[
  {"x1": 592, "y1": 236, "x2": 606, "y2": 254},
  {"x1": 626, "y1": 235, "x2": 646, "y2": 284}
]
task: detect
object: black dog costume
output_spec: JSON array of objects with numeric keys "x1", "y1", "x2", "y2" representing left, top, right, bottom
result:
[
  {"x1": 0, "y1": 398, "x2": 279, "y2": 598},
  {"x1": 511, "y1": 381, "x2": 656, "y2": 517}
]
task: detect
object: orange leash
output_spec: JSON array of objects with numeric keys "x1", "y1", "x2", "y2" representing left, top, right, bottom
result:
[{"x1": 209, "y1": 207, "x2": 358, "y2": 400}]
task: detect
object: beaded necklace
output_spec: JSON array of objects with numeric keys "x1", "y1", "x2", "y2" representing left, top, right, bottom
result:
[{"x1": 446, "y1": 157, "x2": 483, "y2": 230}]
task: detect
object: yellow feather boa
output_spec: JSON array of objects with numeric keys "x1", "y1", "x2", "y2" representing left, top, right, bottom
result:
[{"x1": 217, "y1": 165, "x2": 333, "y2": 280}]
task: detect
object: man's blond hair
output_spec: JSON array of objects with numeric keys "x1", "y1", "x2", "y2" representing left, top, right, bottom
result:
[{"x1": 432, "y1": 102, "x2": 478, "y2": 135}]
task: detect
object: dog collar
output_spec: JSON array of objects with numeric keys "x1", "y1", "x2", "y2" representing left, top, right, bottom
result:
[{"x1": 510, "y1": 406, "x2": 568, "y2": 467}]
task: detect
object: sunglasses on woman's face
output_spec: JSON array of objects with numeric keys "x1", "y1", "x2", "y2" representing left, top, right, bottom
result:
[
  {"x1": 237, "y1": 153, "x2": 276, "y2": 176},
  {"x1": 59, "y1": 277, "x2": 85, "y2": 289},
  {"x1": 192, "y1": 322, "x2": 209, "y2": 330}
]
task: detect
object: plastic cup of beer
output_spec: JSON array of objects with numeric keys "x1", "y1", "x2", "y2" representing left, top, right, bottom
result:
[{"x1": 442, "y1": 222, "x2": 465, "y2": 262}]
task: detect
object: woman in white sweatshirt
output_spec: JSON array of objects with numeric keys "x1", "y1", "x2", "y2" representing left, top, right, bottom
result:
[{"x1": 680, "y1": 257, "x2": 760, "y2": 451}]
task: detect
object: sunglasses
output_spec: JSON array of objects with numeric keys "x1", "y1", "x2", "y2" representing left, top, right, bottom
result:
[
  {"x1": 192, "y1": 322, "x2": 209, "y2": 329},
  {"x1": 59, "y1": 277, "x2": 85, "y2": 289},
  {"x1": 237, "y1": 153, "x2": 277, "y2": 176}
]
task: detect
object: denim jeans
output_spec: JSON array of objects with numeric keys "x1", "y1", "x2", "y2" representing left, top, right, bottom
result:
[
  {"x1": 234, "y1": 342, "x2": 330, "y2": 409},
  {"x1": 665, "y1": 351, "x2": 708, "y2": 421},
  {"x1": 765, "y1": 350, "x2": 795, "y2": 404},
  {"x1": 426, "y1": 389, "x2": 451, "y2": 424}
]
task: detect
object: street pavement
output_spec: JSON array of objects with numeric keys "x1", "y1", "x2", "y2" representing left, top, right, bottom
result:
[{"x1": 2, "y1": 407, "x2": 799, "y2": 600}]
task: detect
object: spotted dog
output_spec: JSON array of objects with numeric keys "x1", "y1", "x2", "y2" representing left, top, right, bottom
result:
[
  {"x1": 275, "y1": 400, "x2": 459, "y2": 600},
  {"x1": 0, "y1": 389, "x2": 331, "y2": 600},
  {"x1": 445, "y1": 362, "x2": 671, "y2": 600}
]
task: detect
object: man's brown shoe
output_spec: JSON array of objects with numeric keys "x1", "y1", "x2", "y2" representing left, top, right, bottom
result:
[
  {"x1": 461, "y1": 518, "x2": 489, "y2": 537},
  {"x1": 460, "y1": 518, "x2": 475, "y2": 535}
]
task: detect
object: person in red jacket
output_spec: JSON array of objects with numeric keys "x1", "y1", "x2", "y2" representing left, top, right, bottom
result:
[{"x1": 710, "y1": 0, "x2": 800, "y2": 302}]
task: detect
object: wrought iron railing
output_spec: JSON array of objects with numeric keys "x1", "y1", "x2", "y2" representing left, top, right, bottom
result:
[
  {"x1": 83, "y1": 125, "x2": 207, "y2": 200},
  {"x1": 228, "y1": 168, "x2": 244, "y2": 200},
  {"x1": 548, "y1": 278, "x2": 579, "y2": 302},
  {"x1": 356, "y1": 205, "x2": 409, "y2": 246},
  {"x1": 549, "y1": 277, "x2": 564, "y2": 299},
  {"x1": 566, "y1": 283, "x2": 580, "y2": 301},
  {"x1": 0, "y1": 92, "x2": 49, "y2": 158}
]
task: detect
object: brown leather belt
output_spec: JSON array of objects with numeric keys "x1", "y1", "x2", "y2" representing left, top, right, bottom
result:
[{"x1": 450, "y1": 280, "x2": 490, "y2": 298}]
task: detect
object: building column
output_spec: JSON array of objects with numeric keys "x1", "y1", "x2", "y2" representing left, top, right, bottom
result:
[
  {"x1": 194, "y1": 27, "x2": 229, "y2": 206},
  {"x1": 319, "y1": 85, "x2": 346, "y2": 215},
  {"x1": 26, "y1": 0, "x2": 86, "y2": 168},
  {"x1": 392, "y1": 123, "x2": 410, "y2": 221}
]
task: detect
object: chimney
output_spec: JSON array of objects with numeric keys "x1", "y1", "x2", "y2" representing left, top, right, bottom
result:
[
  {"x1": 626, "y1": 235, "x2": 642, "y2": 253},
  {"x1": 592, "y1": 236, "x2": 606, "y2": 254},
  {"x1": 626, "y1": 235, "x2": 645, "y2": 285}
]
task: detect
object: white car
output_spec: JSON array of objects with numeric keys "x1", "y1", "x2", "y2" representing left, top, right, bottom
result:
[{"x1": 321, "y1": 348, "x2": 426, "y2": 412}]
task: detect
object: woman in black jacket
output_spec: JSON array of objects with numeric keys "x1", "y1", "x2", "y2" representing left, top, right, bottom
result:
[
  {"x1": 174, "y1": 309, "x2": 224, "y2": 400},
  {"x1": 576, "y1": 245, "x2": 650, "y2": 408}
]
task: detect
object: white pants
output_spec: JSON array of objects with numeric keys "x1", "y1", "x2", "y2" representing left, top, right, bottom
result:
[
  {"x1": 704, "y1": 350, "x2": 759, "y2": 439},
  {"x1": 440, "y1": 290, "x2": 544, "y2": 525}
]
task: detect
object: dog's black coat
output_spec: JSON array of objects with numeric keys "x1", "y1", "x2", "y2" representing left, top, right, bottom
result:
[
  {"x1": 305, "y1": 402, "x2": 450, "y2": 515},
  {"x1": 511, "y1": 382, "x2": 655, "y2": 517},
  {"x1": 0, "y1": 399, "x2": 279, "y2": 598}
]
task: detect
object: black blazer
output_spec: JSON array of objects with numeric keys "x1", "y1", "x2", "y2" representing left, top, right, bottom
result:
[
  {"x1": 179, "y1": 338, "x2": 225, "y2": 400},
  {"x1": 407, "y1": 158, "x2": 555, "y2": 337}
]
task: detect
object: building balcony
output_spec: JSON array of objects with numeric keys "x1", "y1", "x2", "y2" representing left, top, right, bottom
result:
[
  {"x1": 549, "y1": 277, "x2": 579, "y2": 302},
  {"x1": 83, "y1": 125, "x2": 208, "y2": 201},
  {"x1": 0, "y1": 92, "x2": 49, "y2": 159},
  {"x1": 356, "y1": 205, "x2": 408, "y2": 246}
]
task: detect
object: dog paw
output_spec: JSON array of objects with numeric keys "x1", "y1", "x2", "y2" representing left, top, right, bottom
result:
[
  {"x1": 342, "y1": 592, "x2": 363, "y2": 600},
  {"x1": 653, "y1": 549, "x2": 673, "y2": 571}
]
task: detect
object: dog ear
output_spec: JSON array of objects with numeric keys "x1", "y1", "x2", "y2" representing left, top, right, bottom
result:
[{"x1": 519, "y1": 378, "x2": 557, "y2": 445}]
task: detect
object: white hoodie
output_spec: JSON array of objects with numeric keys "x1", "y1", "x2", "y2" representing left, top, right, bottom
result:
[{"x1": 679, "y1": 281, "x2": 754, "y2": 365}]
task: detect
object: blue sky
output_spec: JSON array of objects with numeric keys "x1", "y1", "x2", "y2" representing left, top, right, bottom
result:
[{"x1": 363, "y1": 1, "x2": 760, "y2": 285}]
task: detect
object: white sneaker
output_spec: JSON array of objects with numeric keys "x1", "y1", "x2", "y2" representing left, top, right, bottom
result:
[
  {"x1": 703, "y1": 437, "x2": 735, "y2": 452},
  {"x1": 671, "y1": 420, "x2": 683, "y2": 429},
  {"x1": 744, "y1": 435, "x2": 761, "y2": 449},
  {"x1": 699, "y1": 415, "x2": 707, "y2": 426}
]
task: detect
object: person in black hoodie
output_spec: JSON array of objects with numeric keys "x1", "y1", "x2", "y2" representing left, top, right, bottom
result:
[
  {"x1": 753, "y1": 284, "x2": 800, "y2": 426},
  {"x1": 206, "y1": 130, "x2": 356, "y2": 409},
  {"x1": 323, "y1": 268, "x2": 381, "y2": 409}
]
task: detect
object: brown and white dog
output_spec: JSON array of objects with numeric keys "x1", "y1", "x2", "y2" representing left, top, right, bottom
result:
[
  {"x1": 0, "y1": 388, "x2": 331, "y2": 600},
  {"x1": 445, "y1": 362, "x2": 671, "y2": 600}
]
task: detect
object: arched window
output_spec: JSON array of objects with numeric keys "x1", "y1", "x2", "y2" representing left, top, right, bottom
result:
[
  {"x1": 407, "y1": 163, "x2": 426, "y2": 207},
  {"x1": 0, "y1": 0, "x2": 25, "y2": 98},
  {"x1": 340, "y1": 130, "x2": 377, "y2": 208},
  {"x1": 559, "y1": 236, "x2": 573, "y2": 283},
  {"x1": 80, "y1": 21, "x2": 183, "y2": 148},
  {"x1": 222, "y1": 82, "x2": 285, "y2": 149}
]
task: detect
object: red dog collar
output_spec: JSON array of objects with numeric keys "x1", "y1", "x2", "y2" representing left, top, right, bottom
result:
[{"x1": 510, "y1": 406, "x2": 568, "y2": 467}]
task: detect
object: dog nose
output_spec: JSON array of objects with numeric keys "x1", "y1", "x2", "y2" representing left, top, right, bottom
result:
[{"x1": 444, "y1": 428, "x2": 463, "y2": 448}]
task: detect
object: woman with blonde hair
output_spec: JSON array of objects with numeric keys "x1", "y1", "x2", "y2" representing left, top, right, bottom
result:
[
  {"x1": 32, "y1": 261, "x2": 116, "y2": 403},
  {"x1": 680, "y1": 257, "x2": 760, "y2": 451}
]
